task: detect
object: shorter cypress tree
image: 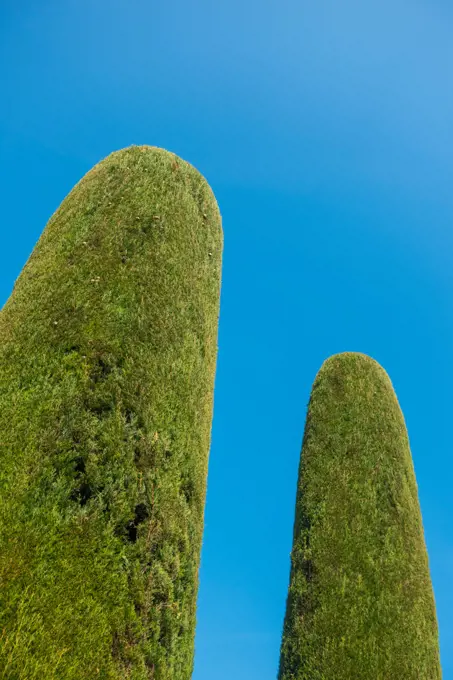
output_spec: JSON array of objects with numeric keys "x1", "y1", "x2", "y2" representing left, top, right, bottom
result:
[{"x1": 278, "y1": 352, "x2": 441, "y2": 679}]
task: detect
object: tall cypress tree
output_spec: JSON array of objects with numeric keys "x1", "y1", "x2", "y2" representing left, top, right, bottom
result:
[
  {"x1": 0, "y1": 146, "x2": 223, "y2": 679},
  {"x1": 278, "y1": 352, "x2": 441, "y2": 679}
]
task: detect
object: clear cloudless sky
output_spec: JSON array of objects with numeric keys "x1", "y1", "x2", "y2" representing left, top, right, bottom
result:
[{"x1": 1, "y1": 1, "x2": 452, "y2": 677}]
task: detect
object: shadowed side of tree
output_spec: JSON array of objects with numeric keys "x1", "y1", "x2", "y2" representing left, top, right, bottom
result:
[
  {"x1": 0, "y1": 145, "x2": 222, "y2": 680},
  {"x1": 278, "y1": 352, "x2": 441, "y2": 680}
]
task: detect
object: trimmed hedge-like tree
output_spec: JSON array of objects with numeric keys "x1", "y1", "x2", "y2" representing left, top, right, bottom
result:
[
  {"x1": 278, "y1": 352, "x2": 441, "y2": 680},
  {"x1": 0, "y1": 146, "x2": 223, "y2": 679}
]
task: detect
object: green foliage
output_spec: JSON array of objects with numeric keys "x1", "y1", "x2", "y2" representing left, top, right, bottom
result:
[
  {"x1": 278, "y1": 352, "x2": 441, "y2": 680},
  {"x1": 0, "y1": 146, "x2": 223, "y2": 679}
]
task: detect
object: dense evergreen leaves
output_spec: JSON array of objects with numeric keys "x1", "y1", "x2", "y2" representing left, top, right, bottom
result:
[
  {"x1": 278, "y1": 353, "x2": 441, "y2": 680},
  {"x1": 0, "y1": 146, "x2": 223, "y2": 679}
]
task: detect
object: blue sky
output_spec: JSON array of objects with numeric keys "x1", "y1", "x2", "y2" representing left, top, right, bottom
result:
[{"x1": 1, "y1": 1, "x2": 452, "y2": 677}]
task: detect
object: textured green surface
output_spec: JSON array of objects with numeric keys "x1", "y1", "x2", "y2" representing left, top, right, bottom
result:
[
  {"x1": 278, "y1": 352, "x2": 441, "y2": 680},
  {"x1": 0, "y1": 146, "x2": 223, "y2": 679}
]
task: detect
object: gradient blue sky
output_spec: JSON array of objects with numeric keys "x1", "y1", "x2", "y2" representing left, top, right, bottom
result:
[{"x1": 1, "y1": 1, "x2": 452, "y2": 677}]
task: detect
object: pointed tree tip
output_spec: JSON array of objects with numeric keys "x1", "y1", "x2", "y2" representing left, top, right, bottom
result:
[{"x1": 319, "y1": 351, "x2": 386, "y2": 373}]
